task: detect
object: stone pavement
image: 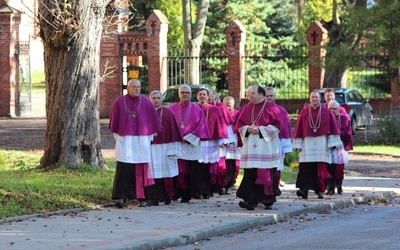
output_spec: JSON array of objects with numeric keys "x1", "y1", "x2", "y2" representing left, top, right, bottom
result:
[{"x1": 0, "y1": 176, "x2": 399, "y2": 250}]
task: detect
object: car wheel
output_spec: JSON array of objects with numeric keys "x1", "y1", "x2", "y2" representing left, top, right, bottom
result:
[{"x1": 351, "y1": 116, "x2": 357, "y2": 135}]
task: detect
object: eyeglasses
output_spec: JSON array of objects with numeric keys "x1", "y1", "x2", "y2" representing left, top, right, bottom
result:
[
  {"x1": 329, "y1": 107, "x2": 338, "y2": 110},
  {"x1": 180, "y1": 92, "x2": 191, "y2": 94}
]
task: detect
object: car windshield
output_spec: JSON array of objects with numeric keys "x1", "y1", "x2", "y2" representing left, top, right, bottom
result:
[
  {"x1": 162, "y1": 88, "x2": 198, "y2": 103},
  {"x1": 319, "y1": 92, "x2": 345, "y2": 104}
]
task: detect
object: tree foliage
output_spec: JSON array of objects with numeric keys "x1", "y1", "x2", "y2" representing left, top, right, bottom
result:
[
  {"x1": 297, "y1": 0, "x2": 333, "y2": 44},
  {"x1": 358, "y1": 0, "x2": 400, "y2": 85},
  {"x1": 203, "y1": 0, "x2": 301, "y2": 93},
  {"x1": 321, "y1": 0, "x2": 398, "y2": 89},
  {"x1": 128, "y1": 0, "x2": 184, "y2": 46}
]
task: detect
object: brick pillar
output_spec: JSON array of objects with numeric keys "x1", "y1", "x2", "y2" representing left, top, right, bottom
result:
[
  {"x1": 99, "y1": 15, "x2": 122, "y2": 118},
  {"x1": 146, "y1": 10, "x2": 169, "y2": 94},
  {"x1": 306, "y1": 21, "x2": 328, "y2": 93},
  {"x1": 391, "y1": 68, "x2": 400, "y2": 109},
  {"x1": 0, "y1": 12, "x2": 21, "y2": 117},
  {"x1": 226, "y1": 20, "x2": 247, "y2": 108}
]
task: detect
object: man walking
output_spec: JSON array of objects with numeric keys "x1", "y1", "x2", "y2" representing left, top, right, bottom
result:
[
  {"x1": 169, "y1": 84, "x2": 211, "y2": 202},
  {"x1": 109, "y1": 79, "x2": 161, "y2": 208},
  {"x1": 235, "y1": 85, "x2": 281, "y2": 210},
  {"x1": 148, "y1": 90, "x2": 183, "y2": 205},
  {"x1": 293, "y1": 90, "x2": 342, "y2": 199}
]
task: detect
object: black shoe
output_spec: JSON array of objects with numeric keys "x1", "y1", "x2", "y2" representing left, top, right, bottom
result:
[
  {"x1": 218, "y1": 187, "x2": 226, "y2": 195},
  {"x1": 164, "y1": 197, "x2": 171, "y2": 205},
  {"x1": 139, "y1": 201, "x2": 148, "y2": 207},
  {"x1": 337, "y1": 187, "x2": 343, "y2": 195},
  {"x1": 296, "y1": 190, "x2": 308, "y2": 199},
  {"x1": 193, "y1": 193, "x2": 202, "y2": 199},
  {"x1": 263, "y1": 202, "x2": 273, "y2": 210},
  {"x1": 202, "y1": 194, "x2": 210, "y2": 199},
  {"x1": 181, "y1": 199, "x2": 190, "y2": 203},
  {"x1": 115, "y1": 199, "x2": 125, "y2": 208},
  {"x1": 317, "y1": 192, "x2": 324, "y2": 199},
  {"x1": 148, "y1": 200, "x2": 159, "y2": 206},
  {"x1": 326, "y1": 188, "x2": 335, "y2": 195},
  {"x1": 239, "y1": 201, "x2": 255, "y2": 210}
]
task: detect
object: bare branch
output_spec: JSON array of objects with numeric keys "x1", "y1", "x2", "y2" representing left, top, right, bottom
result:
[{"x1": 100, "y1": 59, "x2": 118, "y2": 83}]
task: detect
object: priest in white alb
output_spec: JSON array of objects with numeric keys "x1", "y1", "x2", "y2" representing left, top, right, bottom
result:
[
  {"x1": 235, "y1": 85, "x2": 281, "y2": 211},
  {"x1": 293, "y1": 90, "x2": 342, "y2": 199}
]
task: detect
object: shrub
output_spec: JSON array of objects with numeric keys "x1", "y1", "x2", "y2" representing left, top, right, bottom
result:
[{"x1": 376, "y1": 114, "x2": 400, "y2": 144}]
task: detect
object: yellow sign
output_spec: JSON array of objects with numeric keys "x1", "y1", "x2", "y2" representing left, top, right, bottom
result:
[{"x1": 129, "y1": 70, "x2": 139, "y2": 79}]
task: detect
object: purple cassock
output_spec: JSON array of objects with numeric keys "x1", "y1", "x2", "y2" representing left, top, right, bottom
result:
[
  {"x1": 276, "y1": 104, "x2": 292, "y2": 139},
  {"x1": 293, "y1": 105, "x2": 340, "y2": 138},
  {"x1": 210, "y1": 100, "x2": 234, "y2": 125},
  {"x1": 235, "y1": 100, "x2": 281, "y2": 131},
  {"x1": 152, "y1": 107, "x2": 183, "y2": 144},
  {"x1": 109, "y1": 94, "x2": 161, "y2": 136},
  {"x1": 199, "y1": 103, "x2": 228, "y2": 140},
  {"x1": 169, "y1": 102, "x2": 211, "y2": 139},
  {"x1": 336, "y1": 113, "x2": 353, "y2": 151}
]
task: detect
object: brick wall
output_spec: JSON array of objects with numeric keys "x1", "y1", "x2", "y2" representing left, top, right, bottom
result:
[{"x1": 0, "y1": 13, "x2": 20, "y2": 117}]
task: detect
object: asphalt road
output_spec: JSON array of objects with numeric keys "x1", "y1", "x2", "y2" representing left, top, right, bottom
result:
[{"x1": 174, "y1": 197, "x2": 400, "y2": 250}]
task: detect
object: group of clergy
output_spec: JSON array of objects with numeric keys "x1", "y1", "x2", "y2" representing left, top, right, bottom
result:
[{"x1": 109, "y1": 79, "x2": 352, "y2": 210}]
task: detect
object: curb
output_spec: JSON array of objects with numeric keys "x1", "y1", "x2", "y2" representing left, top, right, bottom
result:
[{"x1": 131, "y1": 191, "x2": 395, "y2": 250}]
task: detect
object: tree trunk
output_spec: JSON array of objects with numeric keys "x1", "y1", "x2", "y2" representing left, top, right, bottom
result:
[
  {"x1": 38, "y1": 1, "x2": 108, "y2": 169},
  {"x1": 182, "y1": 0, "x2": 209, "y2": 85},
  {"x1": 323, "y1": 69, "x2": 348, "y2": 88}
]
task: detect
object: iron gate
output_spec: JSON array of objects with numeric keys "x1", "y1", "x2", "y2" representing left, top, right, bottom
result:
[{"x1": 16, "y1": 40, "x2": 32, "y2": 116}]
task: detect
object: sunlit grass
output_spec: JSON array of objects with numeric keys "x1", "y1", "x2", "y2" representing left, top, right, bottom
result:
[
  {"x1": 352, "y1": 145, "x2": 400, "y2": 155},
  {"x1": 31, "y1": 71, "x2": 45, "y2": 94},
  {"x1": 0, "y1": 150, "x2": 115, "y2": 218}
]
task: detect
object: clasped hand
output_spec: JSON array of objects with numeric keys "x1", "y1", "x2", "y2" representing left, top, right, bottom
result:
[{"x1": 247, "y1": 125, "x2": 259, "y2": 135}]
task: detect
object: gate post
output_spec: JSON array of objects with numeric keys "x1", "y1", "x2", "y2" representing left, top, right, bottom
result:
[
  {"x1": 146, "y1": 10, "x2": 169, "y2": 94},
  {"x1": 306, "y1": 21, "x2": 328, "y2": 93},
  {"x1": 226, "y1": 20, "x2": 247, "y2": 108},
  {"x1": 0, "y1": 7, "x2": 21, "y2": 117},
  {"x1": 391, "y1": 70, "x2": 400, "y2": 110},
  {"x1": 99, "y1": 14, "x2": 124, "y2": 118}
]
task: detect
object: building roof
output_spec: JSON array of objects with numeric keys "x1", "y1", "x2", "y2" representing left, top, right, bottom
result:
[{"x1": 0, "y1": 3, "x2": 23, "y2": 13}]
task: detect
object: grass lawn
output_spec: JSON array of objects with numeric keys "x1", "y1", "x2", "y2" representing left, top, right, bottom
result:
[
  {"x1": 0, "y1": 150, "x2": 115, "y2": 219},
  {"x1": 352, "y1": 145, "x2": 400, "y2": 155},
  {"x1": 31, "y1": 71, "x2": 45, "y2": 94}
]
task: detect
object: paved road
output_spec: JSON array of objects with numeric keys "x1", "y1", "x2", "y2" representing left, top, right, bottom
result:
[{"x1": 174, "y1": 197, "x2": 400, "y2": 250}]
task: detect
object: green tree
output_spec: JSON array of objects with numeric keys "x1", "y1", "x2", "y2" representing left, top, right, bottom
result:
[
  {"x1": 296, "y1": 0, "x2": 333, "y2": 44},
  {"x1": 356, "y1": 0, "x2": 400, "y2": 87},
  {"x1": 203, "y1": 0, "x2": 301, "y2": 92},
  {"x1": 128, "y1": 0, "x2": 184, "y2": 46}
]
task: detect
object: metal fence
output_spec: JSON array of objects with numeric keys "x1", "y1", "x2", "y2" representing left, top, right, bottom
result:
[
  {"x1": 361, "y1": 107, "x2": 400, "y2": 144},
  {"x1": 165, "y1": 46, "x2": 228, "y2": 93},
  {"x1": 345, "y1": 55, "x2": 391, "y2": 99},
  {"x1": 243, "y1": 43, "x2": 309, "y2": 99},
  {"x1": 165, "y1": 43, "x2": 391, "y2": 101}
]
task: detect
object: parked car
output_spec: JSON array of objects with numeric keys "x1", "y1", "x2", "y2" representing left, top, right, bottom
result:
[
  {"x1": 316, "y1": 88, "x2": 373, "y2": 134},
  {"x1": 162, "y1": 84, "x2": 219, "y2": 106}
]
